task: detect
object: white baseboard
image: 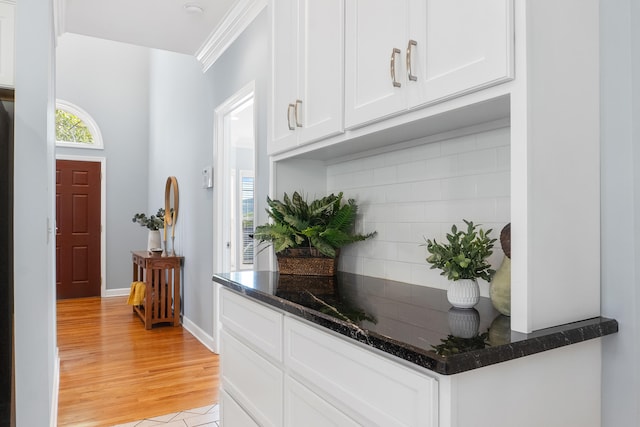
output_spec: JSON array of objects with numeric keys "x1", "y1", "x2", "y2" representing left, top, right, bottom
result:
[
  {"x1": 182, "y1": 315, "x2": 217, "y2": 354},
  {"x1": 50, "y1": 348, "x2": 60, "y2": 427},
  {"x1": 104, "y1": 287, "x2": 130, "y2": 297}
]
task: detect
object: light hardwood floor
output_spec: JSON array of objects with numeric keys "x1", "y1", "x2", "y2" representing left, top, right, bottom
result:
[{"x1": 57, "y1": 296, "x2": 220, "y2": 426}]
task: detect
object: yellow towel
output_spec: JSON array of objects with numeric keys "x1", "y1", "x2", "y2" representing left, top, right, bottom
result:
[{"x1": 127, "y1": 281, "x2": 146, "y2": 305}]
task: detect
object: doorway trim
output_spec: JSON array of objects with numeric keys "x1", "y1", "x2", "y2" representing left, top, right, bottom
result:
[
  {"x1": 212, "y1": 80, "x2": 256, "y2": 274},
  {"x1": 55, "y1": 154, "x2": 107, "y2": 297}
]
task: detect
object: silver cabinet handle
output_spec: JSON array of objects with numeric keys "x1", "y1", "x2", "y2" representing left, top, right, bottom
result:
[
  {"x1": 295, "y1": 99, "x2": 303, "y2": 127},
  {"x1": 390, "y1": 48, "x2": 401, "y2": 88},
  {"x1": 287, "y1": 104, "x2": 295, "y2": 130},
  {"x1": 407, "y1": 39, "x2": 417, "y2": 81}
]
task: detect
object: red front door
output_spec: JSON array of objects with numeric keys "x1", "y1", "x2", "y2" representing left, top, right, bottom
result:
[{"x1": 56, "y1": 160, "x2": 101, "y2": 299}]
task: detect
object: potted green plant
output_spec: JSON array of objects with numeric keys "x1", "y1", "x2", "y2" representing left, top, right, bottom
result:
[
  {"x1": 424, "y1": 219, "x2": 496, "y2": 308},
  {"x1": 254, "y1": 191, "x2": 376, "y2": 276},
  {"x1": 132, "y1": 208, "x2": 166, "y2": 251}
]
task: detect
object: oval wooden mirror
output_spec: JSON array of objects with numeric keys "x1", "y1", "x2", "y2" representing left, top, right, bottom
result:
[{"x1": 164, "y1": 176, "x2": 179, "y2": 254}]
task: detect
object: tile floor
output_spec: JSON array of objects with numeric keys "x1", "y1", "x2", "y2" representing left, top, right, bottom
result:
[{"x1": 112, "y1": 404, "x2": 220, "y2": 427}]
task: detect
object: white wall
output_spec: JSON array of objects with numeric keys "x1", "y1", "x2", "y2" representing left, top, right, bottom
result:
[
  {"x1": 13, "y1": 0, "x2": 57, "y2": 425},
  {"x1": 326, "y1": 127, "x2": 510, "y2": 296},
  {"x1": 56, "y1": 33, "x2": 152, "y2": 292},
  {"x1": 600, "y1": 0, "x2": 640, "y2": 425}
]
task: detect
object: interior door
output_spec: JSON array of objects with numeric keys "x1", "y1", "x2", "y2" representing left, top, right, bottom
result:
[{"x1": 56, "y1": 159, "x2": 101, "y2": 299}]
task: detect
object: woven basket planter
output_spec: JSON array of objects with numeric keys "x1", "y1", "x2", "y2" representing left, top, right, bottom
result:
[{"x1": 276, "y1": 248, "x2": 339, "y2": 276}]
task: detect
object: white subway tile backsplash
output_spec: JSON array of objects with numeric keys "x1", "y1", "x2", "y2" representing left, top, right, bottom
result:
[
  {"x1": 396, "y1": 242, "x2": 425, "y2": 264},
  {"x1": 440, "y1": 134, "x2": 476, "y2": 155},
  {"x1": 384, "y1": 222, "x2": 414, "y2": 243},
  {"x1": 328, "y1": 126, "x2": 510, "y2": 287},
  {"x1": 396, "y1": 160, "x2": 429, "y2": 182},
  {"x1": 497, "y1": 146, "x2": 510, "y2": 170},
  {"x1": 424, "y1": 155, "x2": 457, "y2": 180},
  {"x1": 384, "y1": 140, "x2": 442, "y2": 164},
  {"x1": 457, "y1": 148, "x2": 498, "y2": 174},
  {"x1": 373, "y1": 165, "x2": 398, "y2": 186},
  {"x1": 440, "y1": 175, "x2": 480, "y2": 200},
  {"x1": 476, "y1": 172, "x2": 510, "y2": 198},
  {"x1": 362, "y1": 257, "x2": 386, "y2": 277},
  {"x1": 385, "y1": 261, "x2": 413, "y2": 283},
  {"x1": 408, "y1": 180, "x2": 441, "y2": 201},
  {"x1": 476, "y1": 127, "x2": 510, "y2": 149},
  {"x1": 496, "y1": 197, "x2": 511, "y2": 221}
]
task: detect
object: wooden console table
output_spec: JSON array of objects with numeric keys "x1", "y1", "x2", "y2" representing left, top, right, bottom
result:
[{"x1": 131, "y1": 251, "x2": 183, "y2": 329}]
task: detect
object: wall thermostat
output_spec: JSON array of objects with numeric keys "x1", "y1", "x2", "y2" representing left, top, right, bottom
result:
[{"x1": 202, "y1": 166, "x2": 213, "y2": 188}]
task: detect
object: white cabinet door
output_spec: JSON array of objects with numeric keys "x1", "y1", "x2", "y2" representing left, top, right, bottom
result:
[
  {"x1": 270, "y1": 0, "x2": 298, "y2": 154},
  {"x1": 296, "y1": 0, "x2": 344, "y2": 146},
  {"x1": 269, "y1": 0, "x2": 344, "y2": 155},
  {"x1": 220, "y1": 330, "x2": 283, "y2": 427},
  {"x1": 0, "y1": 2, "x2": 14, "y2": 88},
  {"x1": 221, "y1": 391, "x2": 260, "y2": 427},
  {"x1": 408, "y1": 0, "x2": 514, "y2": 108},
  {"x1": 344, "y1": 0, "x2": 410, "y2": 129},
  {"x1": 284, "y1": 376, "x2": 360, "y2": 427}
]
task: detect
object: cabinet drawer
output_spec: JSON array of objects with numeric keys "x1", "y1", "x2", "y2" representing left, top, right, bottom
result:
[
  {"x1": 221, "y1": 330, "x2": 283, "y2": 427},
  {"x1": 284, "y1": 317, "x2": 438, "y2": 427},
  {"x1": 221, "y1": 390, "x2": 260, "y2": 427},
  {"x1": 285, "y1": 376, "x2": 360, "y2": 427},
  {"x1": 220, "y1": 288, "x2": 283, "y2": 361}
]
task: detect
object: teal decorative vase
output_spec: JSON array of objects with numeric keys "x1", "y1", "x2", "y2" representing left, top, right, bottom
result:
[{"x1": 490, "y1": 256, "x2": 511, "y2": 316}]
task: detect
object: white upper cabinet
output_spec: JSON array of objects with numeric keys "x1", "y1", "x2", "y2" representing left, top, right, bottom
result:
[
  {"x1": 345, "y1": 0, "x2": 514, "y2": 129},
  {"x1": 269, "y1": 0, "x2": 344, "y2": 155},
  {"x1": 0, "y1": 2, "x2": 15, "y2": 89}
]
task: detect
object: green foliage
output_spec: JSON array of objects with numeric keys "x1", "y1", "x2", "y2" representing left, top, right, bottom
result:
[
  {"x1": 253, "y1": 191, "x2": 376, "y2": 258},
  {"x1": 424, "y1": 220, "x2": 496, "y2": 281},
  {"x1": 55, "y1": 109, "x2": 94, "y2": 144},
  {"x1": 132, "y1": 208, "x2": 166, "y2": 231}
]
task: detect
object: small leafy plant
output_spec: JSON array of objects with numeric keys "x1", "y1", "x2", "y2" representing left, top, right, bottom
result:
[
  {"x1": 132, "y1": 208, "x2": 166, "y2": 231},
  {"x1": 253, "y1": 191, "x2": 376, "y2": 258},
  {"x1": 424, "y1": 220, "x2": 496, "y2": 281}
]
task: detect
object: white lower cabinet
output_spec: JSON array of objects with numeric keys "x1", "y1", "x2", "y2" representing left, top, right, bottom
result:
[
  {"x1": 220, "y1": 288, "x2": 438, "y2": 427},
  {"x1": 219, "y1": 288, "x2": 603, "y2": 427}
]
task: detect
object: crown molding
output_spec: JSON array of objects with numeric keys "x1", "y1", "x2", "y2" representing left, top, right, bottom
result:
[{"x1": 195, "y1": 0, "x2": 267, "y2": 72}]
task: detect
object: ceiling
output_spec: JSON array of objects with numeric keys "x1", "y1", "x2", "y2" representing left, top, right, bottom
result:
[{"x1": 62, "y1": 0, "x2": 241, "y2": 56}]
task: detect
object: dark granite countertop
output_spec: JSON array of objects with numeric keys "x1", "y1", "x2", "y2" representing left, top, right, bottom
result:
[{"x1": 212, "y1": 271, "x2": 618, "y2": 375}]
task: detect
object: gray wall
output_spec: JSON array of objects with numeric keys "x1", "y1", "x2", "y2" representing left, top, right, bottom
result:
[
  {"x1": 56, "y1": 33, "x2": 151, "y2": 292},
  {"x1": 600, "y1": 0, "x2": 640, "y2": 424},
  {"x1": 13, "y1": 0, "x2": 57, "y2": 424},
  {"x1": 147, "y1": 9, "x2": 269, "y2": 336}
]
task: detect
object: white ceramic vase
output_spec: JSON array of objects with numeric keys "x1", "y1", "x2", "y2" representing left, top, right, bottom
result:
[
  {"x1": 147, "y1": 229, "x2": 162, "y2": 251},
  {"x1": 447, "y1": 278, "x2": 480, "y2": 309}
]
